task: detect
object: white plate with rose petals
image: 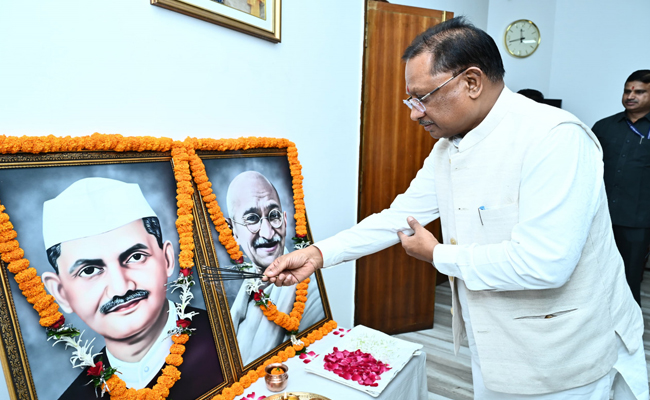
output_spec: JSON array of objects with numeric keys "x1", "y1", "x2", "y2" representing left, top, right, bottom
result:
[{"x1": 304, "y1": 325, "x2": 423, "y2": 397}]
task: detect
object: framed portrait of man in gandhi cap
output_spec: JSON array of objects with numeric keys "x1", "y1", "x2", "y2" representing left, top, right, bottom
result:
[
  {"x1": 0, "y1": 151, "x2": 237, "y2": 400},
  {"x1": 195, "y1": 147, "x2": 332, "y2": 371}
]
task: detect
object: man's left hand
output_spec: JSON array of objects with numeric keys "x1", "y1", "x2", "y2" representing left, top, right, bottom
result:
[{"x1": 397, "y1": 216, "x2": 439, "y2": 263}]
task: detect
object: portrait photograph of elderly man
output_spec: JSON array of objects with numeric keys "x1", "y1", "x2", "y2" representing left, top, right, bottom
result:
[
  {"x1": 201, "y1": 156, "x2": 327, "y2": 366},
  {"x1": 0, "y1": 162, "x2": 223, "y2": 400}
]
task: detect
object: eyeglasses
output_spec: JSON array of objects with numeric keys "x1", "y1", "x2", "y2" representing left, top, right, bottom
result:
[
  {"x1": 403, "y1": 68, "x2": 468, "y2": 113},
  {"x1": 233, "y1": 209, "x2": 283, "y2": 234}
]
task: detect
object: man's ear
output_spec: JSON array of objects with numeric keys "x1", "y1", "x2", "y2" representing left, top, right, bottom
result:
[
  {"x1": 464, "y1": 67, "x2": 484, "y2": 99},
  {"x1": 42, "y1": 272, "x2": 73, "y2": 314},
  {"x1": 163, "y1": 240, "x2": 175, "y2": 278}
]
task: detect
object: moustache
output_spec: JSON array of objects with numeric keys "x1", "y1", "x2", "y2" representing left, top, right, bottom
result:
[
  {"x1": 253, "y1": 234, "x2": 282, "y2": 250},
  {"x1": 100, "y1": 289, "x2": 149, "y2": 314},
  {"x1": 419, "y1": 120, "x2": 434, "y2": 127}
]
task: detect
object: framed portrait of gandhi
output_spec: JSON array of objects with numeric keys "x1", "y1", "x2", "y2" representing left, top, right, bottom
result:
[
  {"x1": 195, "y1": 148, "x2": 332, "y2": 373},
  {"x1": 0, "y1": 151, "x2": 237, "y2": 400},
  {"x1": 151, "y1": 0, "x2": 281, "y2": 43}
]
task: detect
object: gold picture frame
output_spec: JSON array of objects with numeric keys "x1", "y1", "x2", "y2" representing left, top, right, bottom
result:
[
  {"x1": 0, "y1": 150, "x2": 238, "y2": 400},
  {"x1": 151, "y1": 0, "x2": 282, "y2": 43}
]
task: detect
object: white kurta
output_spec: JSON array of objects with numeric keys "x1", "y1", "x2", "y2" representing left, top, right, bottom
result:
[
  {"x1": 315, "y1": 93, "x2": 648, "y2": 398},
  {"x1": 231, "y1": 268, "x2": 325, "y2": 365}
]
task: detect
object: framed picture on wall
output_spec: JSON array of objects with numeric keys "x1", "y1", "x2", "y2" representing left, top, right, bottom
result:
[
  {"x1": 151, "y1": 0, "x2": 281, "y2": 43},
  {"x1": 0, "y1": 149, "x2": 237, "y2": 400},
  {"x1": 193, "y1": 146, "x2": 332, "y2": 375}
]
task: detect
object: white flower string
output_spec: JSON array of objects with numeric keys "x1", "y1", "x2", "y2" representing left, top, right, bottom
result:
[
  {"x1": 48, "y1": 329, "x2": 100, "y2": 370},
  {"x1": 166, "y1": 272, "x2": 198, "y2": 337},
  {"x1": 290, "y1": 334, "x2": 304, "y2": 347}
]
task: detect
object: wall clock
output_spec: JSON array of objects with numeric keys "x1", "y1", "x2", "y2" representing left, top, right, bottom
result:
[{"x1": 504, "y1": 19, "x2": 540, "y2": 58}]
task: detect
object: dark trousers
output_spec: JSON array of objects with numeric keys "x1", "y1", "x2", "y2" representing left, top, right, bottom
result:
[{"x1": 612, "y1": 225, "x2": 650, "y2": 305}]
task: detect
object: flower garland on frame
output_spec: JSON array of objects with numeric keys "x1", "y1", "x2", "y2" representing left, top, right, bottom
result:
[
  {"x1": 0, "y1": 135, "x2": 195, "y2": 400},
  {"x1": 0, "y1": 134, "x2": 338, "y2": 400},
  {"x1": 185, "y1": 139, "x2": 310, "y2": 333}
]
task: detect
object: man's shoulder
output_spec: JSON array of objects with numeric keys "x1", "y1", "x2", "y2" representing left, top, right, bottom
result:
[{"x1": 593, "y1": 111, "x2": 625, "y2": 131}]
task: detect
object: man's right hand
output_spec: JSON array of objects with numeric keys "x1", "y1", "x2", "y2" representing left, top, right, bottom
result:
[{"x1": 263, "y1": 245, "x2": 324, "y2": 286}]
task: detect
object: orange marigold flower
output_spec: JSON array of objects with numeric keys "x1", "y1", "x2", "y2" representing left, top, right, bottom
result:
[
  {"x1": 293, "y1": 343, "x2": 304, "y2": 352},
  {"x1": 104, "y1": 374, "x2": 127, "y2": 396},
  {"x1": 165, "y1": 354, "x2": 183, "y2": 367},
  {"x1": 7, "y1": 258, "x2": 29, "y2": 274},
  {"x1": 172, "y1": 334, "x2": 189, "y2": 344},
  {"x1": 247, "y1": 369, "x2": 259, "y2": 382},
  {"x1": 239, "y1": 375, "x2": 251, "y2": 389},
  {"x1": 170, "y1": 343, "x2": 185, "y2": 355},
  {"x1": 232, "y1": 382, "x2": 244, "y2": 395},
  {"x1": 33, "y1": 294, "x2": 54, "y2": 312},
  {"x1": 156, "y1": 375, "x2": 174, "y2": 388},
  {"x1": 270, "y1": 356, "x2": 281, "y2": 364},
  {"x1": 152, "y1": 383, "x2": 170, "y2": 398},
  {"x1": 0, "y1": 229, "x2": 17, "y2": 243},
  {"x1": 222, "y1": 388, "x2": 235, "y2": 400},
  {"x1": 135, "y1": 387, "x2": 153, "y2": 400},
  {"x1": 2, "y1": 247, "x2": 24, "y2": 263},
  {"x1": 161, "y1": 365, "x2": 181, "y2": 381},
  {"x1": 39, "y1": 312, "x2": 62, "y2": 327},
  {"x1": 22, "y1": 284, "x2": 45, "y2": 299},
  {"x1": 0, "y1": 239, "x2": 19, "y2": 253}
]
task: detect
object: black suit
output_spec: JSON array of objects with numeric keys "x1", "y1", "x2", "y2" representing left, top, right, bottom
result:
[
  {"x1": 58, "y1": 306, "x2": 222, "y2": 400},
  {"x1": 593, "y1": 111, "x2": 650, "y2": 304}
]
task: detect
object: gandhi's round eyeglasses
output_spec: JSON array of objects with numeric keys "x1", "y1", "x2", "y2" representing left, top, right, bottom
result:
[
  {"x1": 403, "y1": 68, "x2": 468, "y2": 113},
  {"x1": 234, "y1": 209, "x2": 283, "y2": 234}
]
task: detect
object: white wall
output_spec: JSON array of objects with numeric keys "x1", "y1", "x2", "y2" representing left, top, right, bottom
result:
[
  {"x1": 486, "y1": 0, "x2": 650, "y2": 127},
  {"x1": 486, "y1": 0, "x2": 557, "y2": 96},
  {"x1": 549, "y1": 0, "x2": 650, "y2": 127},
  {"x1": 0, "y1": 1, "x2": 363, "y2": 398}
]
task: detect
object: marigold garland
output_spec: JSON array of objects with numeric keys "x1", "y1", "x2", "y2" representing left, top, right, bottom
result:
[
  {"x1": 186, "y1": 143, "x2": 311, "y2": 333},
  {"x1": 0, "y1": 134, "x2": 334, "y2": 400},
  {"x1": 209, "y1": 320, "x2": 338, "y2": 400}
]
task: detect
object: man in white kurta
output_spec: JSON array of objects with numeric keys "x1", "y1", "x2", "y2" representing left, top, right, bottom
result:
[{"x1": 265, "y1": 17, "x2": 648, "y2": 399}]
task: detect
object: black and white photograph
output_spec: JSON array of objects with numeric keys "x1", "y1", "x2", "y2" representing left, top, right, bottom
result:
[
  {"x1": 200, "y1": 154, "x2": 328, "y2": 367},
  {"x1": 0, "y1": 155, "x2": 226, "y2": 400}
]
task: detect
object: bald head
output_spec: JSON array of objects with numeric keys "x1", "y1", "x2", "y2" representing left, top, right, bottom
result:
[{"x1": 226, "y1": 171, "x2": 287, "y2": 269}]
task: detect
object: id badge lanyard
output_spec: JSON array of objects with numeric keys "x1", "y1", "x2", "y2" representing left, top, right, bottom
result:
[{"x1": 626, "y1": 119, "x2": 650, "y2": 143}]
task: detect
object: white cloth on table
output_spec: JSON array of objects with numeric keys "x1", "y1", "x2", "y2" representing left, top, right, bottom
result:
[{"x1": 232, "y1": 327, "x2": 428, "y2": 400}]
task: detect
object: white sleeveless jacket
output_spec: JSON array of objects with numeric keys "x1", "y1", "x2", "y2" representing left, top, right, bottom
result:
[{"x1": 433, "y1": 88, "x2": 643, "y2": 394}]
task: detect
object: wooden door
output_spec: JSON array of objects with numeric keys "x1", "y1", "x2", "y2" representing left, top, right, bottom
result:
[{"x1": 355, "y1": 1, "x2": 450, "y2": 335}]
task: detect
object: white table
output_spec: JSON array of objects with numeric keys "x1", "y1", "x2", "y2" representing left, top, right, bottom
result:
[{"x1": 235, "y1": 328, "x2": 428, "y2": 400}]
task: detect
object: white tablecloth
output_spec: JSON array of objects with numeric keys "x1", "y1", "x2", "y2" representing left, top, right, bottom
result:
[{"x1": 234, "y1": 328, "x2": 428, "y2": 400}]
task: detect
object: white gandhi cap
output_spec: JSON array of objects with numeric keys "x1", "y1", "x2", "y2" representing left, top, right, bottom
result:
[{"x1": 42, "y1": 177, "x2": 157, "y2": 250}]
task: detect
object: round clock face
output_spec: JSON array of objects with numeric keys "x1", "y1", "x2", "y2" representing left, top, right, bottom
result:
[{"x1": 504, "y1": 20, "x2": 540, "y2": 58}]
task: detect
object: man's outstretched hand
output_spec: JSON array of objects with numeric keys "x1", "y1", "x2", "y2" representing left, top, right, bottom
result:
[
  {"x1": 397, "y1": 216, "x2": 439, "y2": 263},
  {"x1": 263, "y1": 245, "x2": 324, "y2": 286}
]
